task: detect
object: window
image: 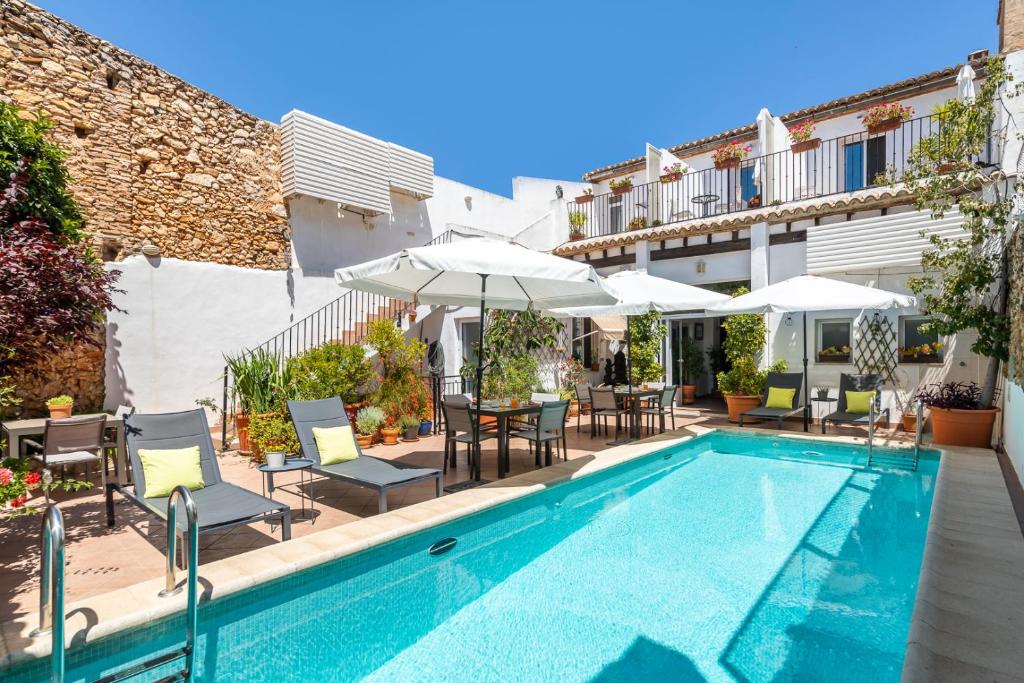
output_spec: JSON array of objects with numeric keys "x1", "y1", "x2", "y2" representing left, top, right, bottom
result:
[
  {"x1": 899, "y1": 316, "x2": 943, "y2": 363},
  {"x1": 571, "y1": 318, "x2": 594, "y2": 369},
  {"x1": 816, "y1": 319, "x2": 852, "y2": 363}
]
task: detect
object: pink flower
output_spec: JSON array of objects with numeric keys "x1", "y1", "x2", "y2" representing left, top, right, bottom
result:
[{"x1": 0, "y1": 468, "x2": 12, "y2": 486}]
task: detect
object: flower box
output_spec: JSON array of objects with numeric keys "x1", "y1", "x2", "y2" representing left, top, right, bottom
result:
[
  {"x1": 863, "y1": 102, "x2": 913, "y2": 135},
  {"x1": 714, "y1": 158, "x2": 740, "y2": 171},
  {"x1": 660, "y1": 172, "x2": 683, "y2": 183},
  {"x1": 866, "y1": 117, "x2": 903, "y2": 135},
  {"x1": 899, "y1": 352, "x2": 941, "y2": 364},
  {"x1": 575, "y1": 194, "x2": 594, "y2": 204},
  {"x1": 816, "y1": 352, "x2": 851, "y2": 364},
  {"x1": 791, "y1": 137, "x2": 821, "y2": 154},
  {"x1": 610, "y1": 182, "x2": 633, "y2": 196}
]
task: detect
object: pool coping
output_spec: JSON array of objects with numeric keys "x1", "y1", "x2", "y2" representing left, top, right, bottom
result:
[{"x1": 2, "y1": 427, "x2": 1022, "y2": 682}]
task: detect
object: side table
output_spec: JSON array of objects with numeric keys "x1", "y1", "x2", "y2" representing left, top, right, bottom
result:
[{"x1": 258, "y1": 458, "x2": 316, "y2": 522}]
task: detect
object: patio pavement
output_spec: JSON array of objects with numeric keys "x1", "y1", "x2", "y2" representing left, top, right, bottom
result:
[{"x1": 0, "y1": 402, "x2": 914, "y2": 633}]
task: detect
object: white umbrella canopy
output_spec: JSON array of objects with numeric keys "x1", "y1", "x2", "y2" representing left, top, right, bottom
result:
[
  {"x1": 334, "y1": 238, "x2": 615, "y2": 311},
  {"x1": 704, "y1": 275, "x2": 915, "y2": 315},
  {"x1": 552, "y1": 269, "x2": 730, "y2": 317}
]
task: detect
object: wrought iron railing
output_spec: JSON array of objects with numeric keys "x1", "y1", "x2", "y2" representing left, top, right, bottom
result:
[
  {"x1": 426, "y1": 374, "x2": 467, "y2": 434},
  {"x1": 564, "y1": 114, "x2": 998, "y2": 243}
]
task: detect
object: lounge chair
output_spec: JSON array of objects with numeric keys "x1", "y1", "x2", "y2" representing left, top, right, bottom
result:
[
  {"x1": 110, "y1": 409, "x2": 291, "y2": 562},
  {"x1": 288, "y1": 397, "x2": 443, "y2": 514},
  {"x1": 739, "y1": 372, "x2": 805, "y2": 428},
  {"x1": 821, "y1": 373, "x2": 889, "y2": 433}
]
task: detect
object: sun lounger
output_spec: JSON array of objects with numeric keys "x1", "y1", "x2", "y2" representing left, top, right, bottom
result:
[{"x1": 739, "y1": 372, "x2": 805, "y2": 428}]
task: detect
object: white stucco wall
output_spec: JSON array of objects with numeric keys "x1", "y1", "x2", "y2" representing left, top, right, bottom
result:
[{"x1": 1003, "y1": 378, "x2": 1024, "y2": 481}]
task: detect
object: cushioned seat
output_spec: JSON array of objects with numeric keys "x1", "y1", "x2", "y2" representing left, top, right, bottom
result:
[
  {"x1": 316, "y1": 455, "x2": 441, "y2": 487},
  {"x1": 739, "y1": 372, "x2": 805, "y2": 429},
  {"x1": 141, "y1": 482, "x2": 288, "y2": 532}
]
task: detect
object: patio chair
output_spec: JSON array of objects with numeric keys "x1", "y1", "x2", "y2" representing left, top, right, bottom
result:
[
  {"x1": 574, "y1": 382, "x2": 592, "y2": 434},
  {"x1": 111, "y1": 409, "x2": 291, "y2": 563},
  {"x1": 103, "y1": 404, "x2": 135, "y2": 479},
  {"x1": 24, "y1": 414, "x2": 107, "y2": 489},
  {"x1": 821, "y1": 373, "x2": 889, "y2": 433},
  {"x1": 739, "y1": 372, "x2": 805, "y2": 429},
  {"x1": 509, "y1": 400, "x2": 569, "y2": 466},
  {"x1": 590, "y1": 387, "x2": 628, "y2": 438},
  {"x1": 640, "y1": 385, "x2": 678, "y2": 434},
  {"x1": 442, "y1": 400, "x2": 497, "y2": 475},
  {"x1": 288, "y1": 397, "x2": 443, "y2": 514}
]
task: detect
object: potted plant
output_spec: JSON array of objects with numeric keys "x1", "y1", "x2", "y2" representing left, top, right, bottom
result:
[
  {"x1": 816, "y1": 345, "x2": 851, "y2": 363},
  {"x1": 898, "y1": 342, "x2": 943, "y2": 363},
  {"x1": 380, "y1": 415, "x2": 400, "y2": 445},
  {"x1": 575, "y1": 188, "x2": 594, "y2": 204},
  {"x1": 418, "y1": 402, "x2": 433, "y2": 436},
  {"x1": 713, "y1": 142, "x2": 752, "y2": 170},
  {"x1": 660, "y1": 162, "x2": 685, "y2": 183},
  {"x1": 45, "y1": 395, "x2": 73, "y2": 419},
  {"x1": 815, "y1": 386, "x2": 831, "y2": 401},
  {"x1": 862, "y1": 102, "x2": 913, "y2": 134},
  {"x1": 716, "y1": 289, "x2": 787, "y2": 422},
  {"x1": 559, "y1": 357, "x2": 587, "y2": 417},
  {"x1": 893, "y1": 388, "x2": 919, "y2": 433},
  {"x1": 627, "y1": 216, "x2": 648, "y2": 231},
  {"x1": 788, "y1": 121, "x2": 820, "y2": 153},
  {"x1": 747, "y1": 194, "x2": 762, "y2": 208},
  {"x1": 399, "y1": 414, "x2": 421, "y2": 442},
  {"x1": 247, "y1": 412, "x2": 298, "y2": 464},
  {"x1": 226, "y1": 349, "x2": 291, "y2": 455},
  {"x1": 355, "y1": 406, "x2": 384, "y2": 449},
  {"x1": 609, "y1": 177, "x2": 634, "y2": 196},
  {"x1": 287, "y1": 342, "x2": 373, "y2": 422},
  {"x1": 678, "y1": 337, "x2": 704, "y2": 404},
  {"x1": 568, "y1": 210, "x2": 587, "y2": 241},
  {"x1": 916, "y1": 381, "x2": 998, "y2": 448}
]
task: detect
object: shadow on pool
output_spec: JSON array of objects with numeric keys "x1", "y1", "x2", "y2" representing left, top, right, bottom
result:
[
  {"x1": 719, "y1": 465, "x2": 933, "y2": 682},
  {"x1": 591, "y1": 636, "x2": 706, "y2": 683}
]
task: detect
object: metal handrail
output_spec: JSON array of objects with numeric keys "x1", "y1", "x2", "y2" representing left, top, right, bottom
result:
[
  {"x1": 867, "y1": 400, "x2": 877, "y2": 462},
  {"x1": 158, "y1": 486, "x2": 199, "y2": 679},
  {"x1": 914, "y1": 399, "x2": 924, "y2": 457},
  {"x1": 30, "y1": 505, "x2": 65, "y2": 683}
]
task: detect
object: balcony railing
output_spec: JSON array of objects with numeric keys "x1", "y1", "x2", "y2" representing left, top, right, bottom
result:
[{"x1": 565, "y1": 114, "x2": 998, "y2": 244}]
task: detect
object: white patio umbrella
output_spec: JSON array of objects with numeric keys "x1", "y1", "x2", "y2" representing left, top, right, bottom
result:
[
  {"x1": 704, "y1": 275, "x2": 916, "y2": 431},
  {"x1": 957, "y1": 63, "x2": 977, "y2": 102},
  {"x1": 335, "y1": 238, "x2": 615, "y2": 479},
  {"x1": 553, "y1": 270, "x2": 731, "y2": 440}
]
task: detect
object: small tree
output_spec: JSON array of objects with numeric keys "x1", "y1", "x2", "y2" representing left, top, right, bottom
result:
[
  {"x1": 716, "y1": 288, "x2": 786, "y2": 396},
  {"x1": 628, "y1": 311, "x2": 666, "y2": 384},
  {"x1": 902, "y1": 55, "x2": 1018, "y2": 408}
]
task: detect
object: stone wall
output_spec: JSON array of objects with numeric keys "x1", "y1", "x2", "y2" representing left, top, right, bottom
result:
[
  {"x1": 7, "y1": 331, "x2": 105, "y2": 417},
  {"x1": 0, "y1": 0, "x2": 289, "y2": 269}
]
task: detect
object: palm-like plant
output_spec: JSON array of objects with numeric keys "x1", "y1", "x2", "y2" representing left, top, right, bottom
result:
[{"x1": 225, "y1": 349, "x2": 290, "y2": 415}]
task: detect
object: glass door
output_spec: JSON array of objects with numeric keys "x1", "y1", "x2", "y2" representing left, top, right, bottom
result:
[{"x1": 670, "y1": 320, "x2": 691, "y2": 387}]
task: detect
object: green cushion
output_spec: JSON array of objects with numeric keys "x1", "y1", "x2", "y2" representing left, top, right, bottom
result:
[
  {"x1": 313, "y1": 425, "x2": 360, "y2": 465},
  {"x1": 845, "y1": 390, "x2": 876, "y2": 414},
  {"x1": 138, "y1": 446, "x2": 205, "y2": 498},
  {"x1": 765, "y1": 387, "x2": 796, "y2": 410}
]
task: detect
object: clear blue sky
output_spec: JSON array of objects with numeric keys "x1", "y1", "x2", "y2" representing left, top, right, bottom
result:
[{"x1": 36, "y1": 0, "x2": 997, "y2": 196}]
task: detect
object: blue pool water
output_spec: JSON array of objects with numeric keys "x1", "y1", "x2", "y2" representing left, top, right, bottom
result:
[{"x1": 8, "y1": 433, "x2": 939, "y2": 683}]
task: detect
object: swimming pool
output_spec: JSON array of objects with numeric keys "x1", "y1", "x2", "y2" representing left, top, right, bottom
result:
[{"x1": 8, "y1": 431, "x2": 939, "y2": 682}]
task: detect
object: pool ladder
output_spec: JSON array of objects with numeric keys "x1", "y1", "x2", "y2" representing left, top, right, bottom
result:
[
  {"x1": 866, "y1": 400, "x2": 923, "y2": 471},
  {"x1": 35, "y1": 486, "x2": 200, "y2": 683}
]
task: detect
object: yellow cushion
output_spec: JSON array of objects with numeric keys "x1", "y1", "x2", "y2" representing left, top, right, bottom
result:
[
  {"x1": 765, "y1": 387, "x2": 796, "y2": 410},
  {"x1": 138, "y1": 446, "x2": 205, "y2": 499},
  {"x1": 313, "y1": 425, "x2": 360, "y2": 465},
  {"x1": 846, "y1": 390, "x2": 876, "y2": 414}
]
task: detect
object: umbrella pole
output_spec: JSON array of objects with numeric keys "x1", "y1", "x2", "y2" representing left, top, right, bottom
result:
[
  {"x1": 626, "y1": 316, "x2": 634, "y2": 439},
  {"x1": 803, "y1": 311, "x2": 809, "y2": 432},
  {"x1": 474, "y1": 275, "x2": 488, "y2": 481}
]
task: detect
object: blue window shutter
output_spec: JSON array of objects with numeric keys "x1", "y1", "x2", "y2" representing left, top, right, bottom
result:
[
  {"x1": 740, "y1": 165, "x2": 756, "y2": 201},
  {"x1": 845, "y1": 143, "x2": 864, "y2": 191}
]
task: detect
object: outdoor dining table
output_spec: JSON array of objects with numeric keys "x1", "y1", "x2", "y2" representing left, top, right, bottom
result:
[
  {"x1": 471, "y1": 402, "x2": 542, "y2": 480},
  {"x1": 612, "y1": 387, "x2": 662, "y2": 442},
  {"x1": 1, "y1": 413, "x2": 129, "y2": 485}
]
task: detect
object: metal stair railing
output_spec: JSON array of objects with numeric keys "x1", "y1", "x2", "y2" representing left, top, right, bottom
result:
[
  {"x1": 913, "y1": 399, "x2": 924, "y2": 470},
  {"x1": 30, "y1": 505, "x2": 65, "y2": 683}
]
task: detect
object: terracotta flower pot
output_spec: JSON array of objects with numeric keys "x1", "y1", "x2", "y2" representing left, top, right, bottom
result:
[
  {"x1": 235, "y1": 412, "x2": 251, "y2": 454},
  {"x1": 356, "y1": 433, "x2": 373, "y2": 449},
  {"x1": 569, "y1": 230, "x2": 585, "y2": 242},
  {"x1": 660, "y1": 172, "x2": 683, "y2": 183},
  {"x1": 681, "y1": 384, "x2": 697, "y2": 405},
  {"x1": 408, "y1": 310, "x2": 418, "y2": 323},
  {"x1": 48, "y1": 404, "x2": 73, "y2": 420},
  {"x1": 866, "y1": 117, "x2": 902, "y2": 135},
  {"x1": 790, "y1": 138, "x2": 821, "y2": 154},
  {"x1": 381, "y1": 427, "x2": 400, "y2": 445},
  {"x1": 901, "y1": 414, "x2": 917, "y2": 433},
  {"x1": 611, "y1": 184, "x2": 633, "y2": 196},
  {"x1": 343, "y1": 402, "x2": 361, "y2": 424},
  {"x1": 568, "y1": 400, "x2": 580, "y2": 418},
  {"x1": 575, "y1": 194, "x2": 594, "y2": 204},
  {"x1": 714, "y1": 158, "x2": 740, "y2": 171},
  {"x1": 930, "y1": 406, "x2": 999, "y2": 449},
  {"x1": 724, "y1": 394, "x2": 762, "y2": 423}
]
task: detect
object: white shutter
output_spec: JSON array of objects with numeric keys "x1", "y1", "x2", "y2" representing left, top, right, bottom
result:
[
  {"x1": 280, "y1": 110, "x2": 392, "y2": 216},
  {"x1": 806, "y1": 208, "x2": 965, "y2": 274},
  {"x1": 388, "y1": 142, "x2": 434, "y2": 199}
]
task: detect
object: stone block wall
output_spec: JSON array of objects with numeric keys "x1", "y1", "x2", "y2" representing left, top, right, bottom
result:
[{"x1": 0, "y1": 0, "x2": 291, "y2": 413}]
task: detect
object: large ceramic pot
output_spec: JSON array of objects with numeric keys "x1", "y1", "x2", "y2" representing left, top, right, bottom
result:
[
  {"x1": 381, "y1": 427, "x2": 400, "y2": 445},
  {"x1": 724, "y1": 394, "x2": 761, "y2": 423},
  {"x1": 235, "y1": 412, "x2": 251, "y2": 454},
  {"x1": 901, "y1": 413, "x2": 917, "y2": 433},
  {"x1": 681, "y1": 385, "x2": 697, "y2": 405},
  {"x1": 419, "y1": 420, "x2": 433, "y2": 436},
  {"x1": 930, "y1": 406, "x2": 999, "y2": 448}
]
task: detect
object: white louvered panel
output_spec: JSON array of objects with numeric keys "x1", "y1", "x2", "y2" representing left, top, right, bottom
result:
[
  {"x1": 388, "y1": 142, "x2": 434, "y2": 199},
  {"x1": 806, "y1": 208, "x2": 964, "y2": 274},
  {"x1": 280, "y1": 110, "x2": 392, "y2": 216}
]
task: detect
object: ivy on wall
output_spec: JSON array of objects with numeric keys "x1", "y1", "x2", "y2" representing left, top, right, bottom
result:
[{"x1": 1009, "y1": 225, "x2": 1024, "y2": 384}]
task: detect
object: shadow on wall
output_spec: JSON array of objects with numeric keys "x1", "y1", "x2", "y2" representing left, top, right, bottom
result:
[{"x1": 104, "y1": 320, "x2": 131, "y2": 410}]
